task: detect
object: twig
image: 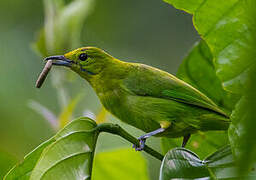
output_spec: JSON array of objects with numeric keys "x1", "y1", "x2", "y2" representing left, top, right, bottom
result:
[{"x1": 96, "y1": 123, "x2": 164, "y2": 161}]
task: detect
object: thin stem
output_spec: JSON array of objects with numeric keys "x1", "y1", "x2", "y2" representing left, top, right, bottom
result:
[{"x1": 96, "y1": 123, "x2": 164, "y2": 161}]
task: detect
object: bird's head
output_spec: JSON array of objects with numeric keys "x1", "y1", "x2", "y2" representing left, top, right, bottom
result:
[{"x1": 45, "y1": 47, "x2": 115, "y2": 80}]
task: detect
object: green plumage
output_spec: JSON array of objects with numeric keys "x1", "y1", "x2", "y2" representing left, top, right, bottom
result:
[{"x1": 49, "y1": 47, "x2": 230, "y2": 140}]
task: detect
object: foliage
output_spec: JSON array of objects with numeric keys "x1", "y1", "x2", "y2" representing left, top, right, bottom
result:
[
  {"x1": 4, "y1": 117, "x2": 98, "y2": 180},
  {"x1": 165, "y1": 0, "x2": 254, "y2": 94},
  {"x1": 160, "y1": 146, "x2": 256, "y2": 180},
  {"x1": 4, "y1": 0, "x2": 255, "y2": 179},
  {"x1": 4, "y1": 118, "x2": 149, "y2": 180},
  {"x1": 0, "y1": 151, "x2": 17, "y2": 179},
  {"x1": 161, "y1": 40, "x2": 235, "y2": 159},
  {"x1": 92, "y1": 149, "x2": 149, "y2": 180},
  {"x1": 164, "y1": 0, "x2": 256, "y2": 178}
]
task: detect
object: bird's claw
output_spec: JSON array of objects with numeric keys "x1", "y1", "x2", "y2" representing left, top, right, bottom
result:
[{"x1": 133, "y1": 137, "x2": 146, "y2": 151}]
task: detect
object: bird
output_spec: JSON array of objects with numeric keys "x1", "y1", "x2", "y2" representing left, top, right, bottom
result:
[{"x1": 45, "y1": 47, "x2": 230, "y2": 151}]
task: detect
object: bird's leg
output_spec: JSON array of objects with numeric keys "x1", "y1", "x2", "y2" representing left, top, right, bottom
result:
[
  {"x1": 133, "y1": 128, "x2": 165, "y2": 151},
  {"x1": 182, "y1": 134, "x2": 191, "y2": 147}
]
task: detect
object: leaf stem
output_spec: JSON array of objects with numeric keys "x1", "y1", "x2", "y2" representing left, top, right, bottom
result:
[{"x1": 96, "y1": 123, "x2": 164, "y2": 161}]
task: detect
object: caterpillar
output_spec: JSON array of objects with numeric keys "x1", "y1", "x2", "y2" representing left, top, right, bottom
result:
[{"x1": 36, "y1": 60, "x2": 52, "y2": 88}]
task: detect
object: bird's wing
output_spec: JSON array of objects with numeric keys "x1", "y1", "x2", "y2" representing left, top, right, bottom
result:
[{"x1": 122, "y1": 63, "x2": 228, "y2": 117}]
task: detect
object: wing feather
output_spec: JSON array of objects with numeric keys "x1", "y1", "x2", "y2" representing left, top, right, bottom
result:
[{"x1": 122, "y1": 63, "x2": 228, "y2": 117}]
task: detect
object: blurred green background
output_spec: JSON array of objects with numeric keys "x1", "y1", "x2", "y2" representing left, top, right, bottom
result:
[{"x1": 0, "y1": 0, "x2": 198, "y2": 179}]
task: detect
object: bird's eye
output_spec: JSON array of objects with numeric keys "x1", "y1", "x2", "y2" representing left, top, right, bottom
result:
[{"x1": 79, "y1": 53, "x2": 88, "y2": 61}]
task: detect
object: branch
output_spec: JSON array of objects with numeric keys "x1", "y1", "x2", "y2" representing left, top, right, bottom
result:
[{"x1": 96, "y1": 123, "x2": 164, "y2": 161}]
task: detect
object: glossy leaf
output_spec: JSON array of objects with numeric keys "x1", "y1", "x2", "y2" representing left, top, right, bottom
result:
[
  {"x1": 227, "y1": 2, "x2": 256, "y2": 173},
  {"x1": 228, "y1": 95, "x2": 256, "y2": 174},
  {"x1": 159, "y1": 146, "x2": 256, "y2": 180},
  {"x1": 92, "y1": 149, "x2": 149, "y2": 180},
  {"x1": 160, "y1": 148, "x2": 208, "y2": 179},
  {"x1": 4, "y1": 118, "x2": 151, "y2": 180},
  {"x1": 4, "y1": 117, "x2": 98, "y2": 180},
  {"x1": 164, "y1": 0, "x2": 255, "y2": 94}
]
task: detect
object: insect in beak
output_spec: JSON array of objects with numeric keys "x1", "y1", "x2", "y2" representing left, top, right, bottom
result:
[{"x1": 45, "y1": 55, "x2": 73, "y2": 67}]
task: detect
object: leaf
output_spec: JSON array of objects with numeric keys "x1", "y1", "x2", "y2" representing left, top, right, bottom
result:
[
  {"x1": 160, "y1": 148, "x2": 209, "y2": 179},
  {"x1": 164, "y1": 0, "x2": 255, "y2": 94},
  {"x1": 4, "y1": 117, "x2": 98, "y2": 180},
  {"x1": 161, "y1": 131, "x2": 229, "y2": 159},
  {"x1": 0, "y1": 151, "x2": 17, "y2": 179},
  {"x1": 92, "y1": 149, "x2": 149, "y2": 180},
  {"x1": 164, "y1": 0, "x2": 204, "y2": 14},
  {"x1": 57, "y1": 0, "x2": 94, "y2": 50},
  {"x1": 31, "y1": 29, "x2": 48, "y2": 57},
  {"x1": 4, "y1": 139, "x2": 55, "y2": 180},
  {"x1": 159, "y1": 146, "x2": 256, "y2": 180},
  {"x1": 96, "y1": 107, "x2": 108, "y2": 124},
  {"x1": 203, "y1": 146, "x2": 237, "y2": 179},
  {"x1": 5, "y1": 119, "x2": 150, "y2": 180},
  {"x1": 33, "y1": 0, "x2": 94, "y2": 56},
  {"x1": 228, "y1": 95, "x2": 256, "y2": 174}
]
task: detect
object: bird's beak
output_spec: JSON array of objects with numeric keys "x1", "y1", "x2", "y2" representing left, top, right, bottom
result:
[{"x1": 44, "y1": 55, "x2": 73, "y2": 67}]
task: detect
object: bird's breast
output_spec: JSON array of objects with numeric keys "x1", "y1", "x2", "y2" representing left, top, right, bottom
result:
[
  {"x1": 97, "y1": 89, "x2": 160, "y2": 133},
  {"x1": 97, "y1": 88, "x2": 126, "y2": 115}
]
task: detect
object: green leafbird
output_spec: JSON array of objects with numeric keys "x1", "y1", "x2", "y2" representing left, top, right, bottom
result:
[{"x1": 45, "y1": 47, "x2": 230, "y2": 150}]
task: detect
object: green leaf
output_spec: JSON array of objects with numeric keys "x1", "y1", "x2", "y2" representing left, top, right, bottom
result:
[
  {"x1": 164, "y1": 0, "x2": 255, "y2": 94},
  {"x1": 4, "y1": 139, "x2": 55, "y2": 180},
  {"x1": 33, "y1": 0, "x2": 94, "y2": 57},
  {"x1": 160, "y1": 148, "x2": 209, "y2": 179},
  {"x1": 164, "y1": 0, "x2": 204, "y2": 14},
  {"x1": 161, "y1": 131, "x2": 228, "y2": 159},
  {"x1": 0, "y1": 151, "x2": 17, "y2": 179},
  {"x1": 228, "y1": 95, "x2": 256, "y2": 174},
  {"x1": 5, "y1": 119, "x2": 152, "y2": 180},
  {"x1": 32, "y1": 29, "x2": 48, "y2": 57},
  {"x1": 92, "y1": 148, "x2": 149, "y2": 180},
  {"x1": 159, "y1": 146, "x2": 256, "y2": 180},
  {"x1": 4, "y1": 117, "x2": 98, "y2": 180}
]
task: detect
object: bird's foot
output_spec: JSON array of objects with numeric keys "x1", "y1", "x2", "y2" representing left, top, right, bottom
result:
[{"x1": 133, "y1": 137, "x2": 146, "y2": 151}]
